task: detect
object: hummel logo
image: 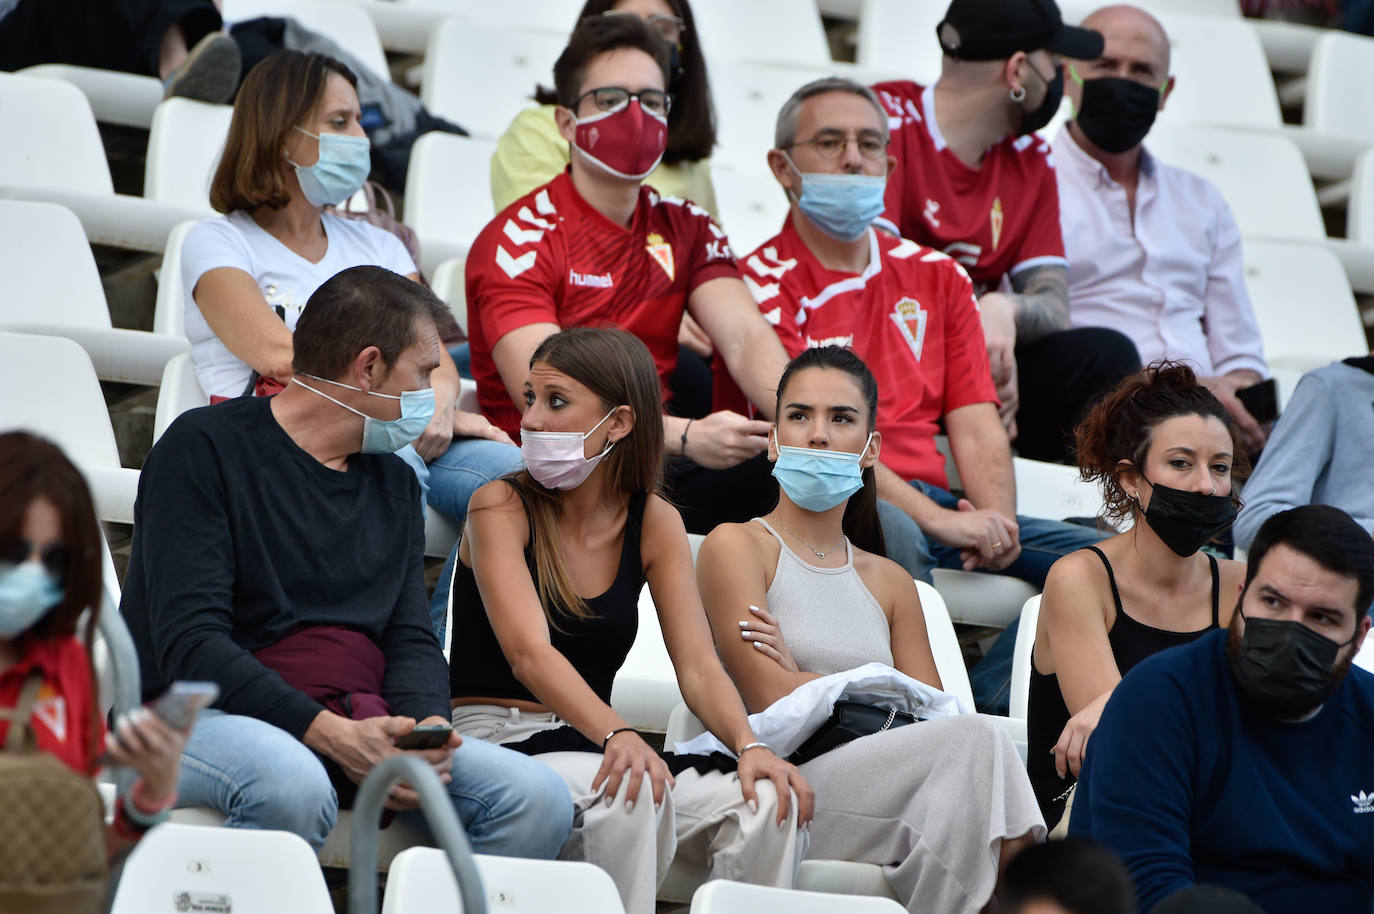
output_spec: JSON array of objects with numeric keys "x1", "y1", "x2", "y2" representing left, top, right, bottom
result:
[{"x1": 1353, "y1": 790, "x2": 1374, "y2": 813}]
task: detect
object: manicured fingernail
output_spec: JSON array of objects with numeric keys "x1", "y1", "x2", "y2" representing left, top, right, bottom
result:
[
  {"x1": 778, "y1": 818, "x2": 787, "y2": 830},
  {"x1": 747, "y1": 799, "x2": 757, "y2": 814},
  {"x1": 655, "y1": 801, "x2": 662, "y2": 813},
  {"x1": 741, "y1": 631, "x2": 752, "y2": 639},
  {"x1": 604, "y1": 795, "x2": 614, "y2": 808},
  {"x1": 753, "y1": 641, "x2": 767, "y2": 651},
  {"x1": 738, "y1": 620, "x2": 748, "y2": 629},
  {"x1": 626, "y1": 800, "x2": 635, "y2": 814},
  {"x1": 748, "y1": 605, "x2": 762, "y2": 614}
]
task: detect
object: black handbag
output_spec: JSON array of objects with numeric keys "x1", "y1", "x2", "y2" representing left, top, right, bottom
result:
[{"x1": 787, "y1": 700, "x2": 922, "y2": 765}]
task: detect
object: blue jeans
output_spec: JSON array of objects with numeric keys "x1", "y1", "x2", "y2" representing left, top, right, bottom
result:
[
  {"x1": 883, "y1": 480, "x2": 1107, "y2": 715},
  {"x1": 178, "y1": 711, "x2": 573, "y2": 858}
]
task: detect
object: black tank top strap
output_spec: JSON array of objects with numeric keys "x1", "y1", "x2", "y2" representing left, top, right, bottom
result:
[
  {"x1": 1085, "y1": 545, "x2": 1124, "y2": 616},
  {"x1": 1207, "y1": 552, "x2": 1220, "y2": 627}
]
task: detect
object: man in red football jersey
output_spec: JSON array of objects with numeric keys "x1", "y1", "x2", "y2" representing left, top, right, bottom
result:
[
  {"x1": 728, "y1": 76, "x2": 1105, "y2": 712},
  {"x1": 465, "y1": 14, "x2": 790, "y2": 532},
  {"x1": 872, "y1": 0, "x2": 1140, "y2": 463}
]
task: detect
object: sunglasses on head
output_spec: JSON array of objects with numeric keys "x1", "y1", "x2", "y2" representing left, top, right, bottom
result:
[{"x1": 0, "y1": 537, "x2": 69, "y2": 584}]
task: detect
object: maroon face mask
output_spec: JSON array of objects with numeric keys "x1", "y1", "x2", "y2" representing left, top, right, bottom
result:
[{"x1": 573, "y1": 99, "x2": 668, "y2": 180}]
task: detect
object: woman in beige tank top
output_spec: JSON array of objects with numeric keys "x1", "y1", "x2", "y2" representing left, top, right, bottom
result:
[{"x1": 696, "y1": 347, "x2": 1045, "y2": 914}]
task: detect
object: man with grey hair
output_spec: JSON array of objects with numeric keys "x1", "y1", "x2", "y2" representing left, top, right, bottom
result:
[
  {"x1": 721, "y1": 76, "x2": 1105, "y2": 713},
  {"x1": 1057, "y1": 4, "x2": 1269, "y2": 453}
]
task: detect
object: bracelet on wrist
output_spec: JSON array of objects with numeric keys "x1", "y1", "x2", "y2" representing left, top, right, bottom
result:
[
  {"x1": 737, "y1": 740, "x2": 770, "y2": 757},
  {"x1": 680, "y1": 418, "x2": 694, "y2": 457},
  {"x1": 602, "y1": 726, "x2": 637, "y2": 751}
]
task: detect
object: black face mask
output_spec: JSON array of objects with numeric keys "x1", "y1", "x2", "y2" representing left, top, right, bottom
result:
[
  {"x1": 1138, "y1": 474, "x2": 1238, "y2": 557},
  {"x1": 1018, "y1": 60, "x2": 1063, "y2": 136},
  {"x1": 1229, "y1": 612, "x2": 1347, "y2": 719},
  {"x1": 1075, "y1": 75, "x2": 1161, "y2": 154}
]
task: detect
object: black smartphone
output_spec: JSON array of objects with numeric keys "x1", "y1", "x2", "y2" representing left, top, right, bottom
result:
[
  {"x1": 394, "y1": 723, "x2": 454, "y2": 750},
  {"x1": 1236, "y1": 377, "x2": 1279, "y2": 424}
]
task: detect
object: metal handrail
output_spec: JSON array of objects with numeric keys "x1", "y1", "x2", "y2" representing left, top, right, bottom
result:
[{"x1": 348, "y1": 755, "x2": 488, "y2": 914}]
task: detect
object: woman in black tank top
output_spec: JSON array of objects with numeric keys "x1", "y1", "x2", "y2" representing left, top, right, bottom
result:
[
  {"x1": 1027, "y1": 363, "x2": 1251, "y2": 825},
  {"x1": 447, "y1": 329, "x2": 812, "y2": 913}
]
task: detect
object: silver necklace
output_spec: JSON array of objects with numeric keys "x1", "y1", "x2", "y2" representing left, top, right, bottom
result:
[{"x1": 779, "y1": 522, "x2": 844, "y2": 560}]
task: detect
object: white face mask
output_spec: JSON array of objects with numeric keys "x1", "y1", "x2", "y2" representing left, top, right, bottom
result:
[{"x1": 521, "y1": 408, "x2": 620, "y2": 490}]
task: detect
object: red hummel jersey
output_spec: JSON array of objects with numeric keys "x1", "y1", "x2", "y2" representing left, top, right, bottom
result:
[
  {"x1": 0, "y1": 636, "x2": 102, "y2": 775},
  {"x1": 733, "y1": 218, "x2": 996, "y2": 488},
  {"x1": 872, "y1": 81, "x2": 1068, "y2": 293},
  {"x1": 466, "y1": 171, "x2": 740, "y2": 438}
]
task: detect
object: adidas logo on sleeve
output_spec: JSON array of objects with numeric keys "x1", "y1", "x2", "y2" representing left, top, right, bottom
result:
[{"x1": 1353, "y1": 790, "x2": 1374, "y2": 813}]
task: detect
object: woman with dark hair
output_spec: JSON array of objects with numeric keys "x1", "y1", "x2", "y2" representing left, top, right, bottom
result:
[
  {"x1": 0, "y1": 432, "x2": 187, "y2": 855},
  {"x1": 491, "y1": 0, "x2": 717, "y2": 214},
  {"x1": 1027, "y1": 361, "x2": 1250, "y2": 827},
  {"x1": 696, "y1": 346, "x2": 1043, "y2": 914},
  {"x1": 448, "y1": 327, "x2": 811, "y2": 914}
]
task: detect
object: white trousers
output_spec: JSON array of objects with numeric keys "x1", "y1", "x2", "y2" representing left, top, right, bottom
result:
[{"x1": 452, "y1": 705, "x2": 804, "y2": 914}]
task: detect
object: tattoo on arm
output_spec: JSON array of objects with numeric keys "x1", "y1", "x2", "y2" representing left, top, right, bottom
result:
[{"x1": 1010, "y1": 264, "x2": 1070, "y2": 343}]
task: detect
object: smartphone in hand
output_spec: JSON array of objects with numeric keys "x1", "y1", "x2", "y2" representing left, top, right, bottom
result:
[
  {"x1": 1236, "y1": 377, "x2": 1279, "y2": 424},
  {"x1": 393, "y1": 723, "x2": 454, "y2": 750},
  {"x1": 146, "y1": 681, "x2": 220, "y2": 731}
]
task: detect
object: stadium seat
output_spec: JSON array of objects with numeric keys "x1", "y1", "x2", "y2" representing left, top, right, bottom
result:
[
  {"x1": 1149, "y1": 13, "x2": 1280, "y2": 131},
  {"x1": 708, "y1": 60, "x2": 832, "y2": 171},
  {"x1": 419, "y1": 17, "x2": 566, "y2": 141},
  {"x1": 1301, "y1": 31, "x2": 1374, "y2": 149},
  {"x1": 0, "y1": 332, "x2": 141, "y2": 525},
  {"x1": 1012, "y1": 457, "x2": 1116, "y2": 529},
  {"x1": 154, "y1": 220, "x2": 200, "y2": 339},
  {"x1": 691, "y1": 877, "x2": 905, "y2": 913},
  {"x1": 1009, "y1": 596, "x2": 1040, "y2": 723},
  {"x1": 609, "y1": 584, "x2": 682, "y2": 734},
  {"x1": 0, "y1": 73, "x2": 205, "y2": 252},
  {"x1": 1357, "y1": 636, "x2": 1373, "y2": 673},
  {"x1": 16, "y1": 64, "x2": 163, "y2": 129},
  {"x1": 430, "y1": 258, "x2": 469, "y2": 336},
  {"x1": 1058, "y1": 0, "x2": 1241, "y2": 19},
  {"x1": 110, "y1": 823, "x2": 334, "y2": 914},
  {"x1": 1241, "y1": 239, "x2": 1367, "y2": 375},
  {"x1": 406, "y1": 0, "x2": 581, "y2": 34},
  {"x1": 221, "y1": 0, "x2": 390, "y2": 80},
  {"x1": 915, "y1": 581, "x2": 975, "y2": 711},
  {"x1": 0, "y1": 200, "x2": 189, "y2": 386},
  {"x1": 931, "y1": 569, "x2": 1039, "y2": 631},
  {"x1": 153, "y1": 354, "x2": 211, "y2": 443},
  {"x1": 404, "y1": 132, "x2": 500, "y2": 274},
  {"x1": 853, "y1": 0, "x2": 946, "y2": 82},
  {"x1": 710, "y1": 167, "x2": 789, "y2": 260},
  {"x1": 692, "y1": 0, "x2": 832, "y2": 69},
  {"x1": 144, "y1": 98, "x2": 233, "y2": 212},
  {"x1": 381, "y1": 847, "x2": 626, "y2": 914}
]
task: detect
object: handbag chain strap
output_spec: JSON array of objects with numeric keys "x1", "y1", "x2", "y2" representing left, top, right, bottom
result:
[{"x1": 879, "y1": 706, "x2": 898, "y2": 732}]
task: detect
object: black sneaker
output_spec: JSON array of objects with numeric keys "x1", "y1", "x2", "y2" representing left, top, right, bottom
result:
[{"x1": 164, "y1": 33, "x2": 241, "y2": 104}]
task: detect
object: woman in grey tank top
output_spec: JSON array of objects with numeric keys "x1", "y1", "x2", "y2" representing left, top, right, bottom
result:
[{"x1": 697, "y1": 347, "x2": 1044, "y2": 914}]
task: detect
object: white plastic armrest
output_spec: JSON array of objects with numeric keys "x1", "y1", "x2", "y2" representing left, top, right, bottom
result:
[
  {"x1": 0, "y1": 186, "x2": 210, "y2": 253},
  {"x1": 16, "y1": 65, "x2": 164, "y2": 130},
  {"x1": 81, "y1": 466, "x2": 141, "y2": 526},
  {"x1": 0, "y1": 324, "x2": 190, "y2": 386},
  {"x1": 424, "y1": 509, "x2": 460, "y2": 560}
]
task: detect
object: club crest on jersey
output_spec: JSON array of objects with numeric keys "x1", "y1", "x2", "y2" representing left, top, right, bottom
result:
[
  {"x1": 990, "y1": 197, "x2": 1004, "y2": 252},
  {"x1": 890, "y1": 297, "x2": 928, "y2": 361},
  {"x1": 646, "y1": 232, "x2": 675, "y2": 281}
]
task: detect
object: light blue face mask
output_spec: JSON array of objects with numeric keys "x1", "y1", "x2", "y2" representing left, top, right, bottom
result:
[
  {"x1": 772, "y1": 433, "x2": 874, "y2": 513},
  {"x1": 293, "y1": 373, "x2": 436, "y2": 454},
  {"x1": 0, "y1": 563, "x2": 64, "y2": 639},
  {"x1": 287, "y1": 126, "x2": 372, "y2": 207},
  {"x1": 785, "y1": 154, "x2": 887, "y2": 243}
]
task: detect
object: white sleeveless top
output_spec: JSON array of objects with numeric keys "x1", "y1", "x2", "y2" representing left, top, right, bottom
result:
[{"x1": 755, "y1": 518, "x2": 893, "y2": 675}]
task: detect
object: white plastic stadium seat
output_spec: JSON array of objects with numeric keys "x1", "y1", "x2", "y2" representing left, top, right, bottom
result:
[
  {"x1": 1012, "y1": 457, "x2": 1116, "y2": 529},
  {"x1": 144, "y1": 97, "x2": 233, "y2": 212},
  {"x1": 0, "y1": 200, "x2": 189, "y2": 386},
  {"x1": 914, "y1": 581, "x2": 974, "y2": 711},
  {"x1": 430, "y1": 258, "x2": 470, "y2": 336},
  {"x1": 221, "y1": 0, "x2": 390, "y2": 79},
  {"x1": 931, "y1": 569, "x2": 1039, "y2": 631},
  {"x1": 154, "y1": 220, "x2": 200, "y2": 339},
  {"x1": 692, "y1": 0, "x2": 831, "y2": 69},
  {"x1": 1241, "y1": 239, "x2": 1366, "y2": 375},
  {"x1": 381, "y1": 847, "x2": 626, "y2": 914},
  {"x1": 406, "y1": 0, "x2": 583, "y2": 34},
  {"x1": 420, "y1": 18, "x2": 566, "y2": 140},
  {"x1": 17, "y1": 63, "x2": 164, "y2": 129},
  {"x1": 0, "y1": 73, "x2": 205, "y2": 252},
  {"x1": 110, "y1": 823, "x2": 333, "y2": 914},
  {"x1": 710, "y1": 166, "x2": 789, "y2": 260},
  {"x1": 1009, "y1": 596, "x2": 1041, "y2": 723},
  {"x1": 404, "y1": 133, "x2": 500, "y2": 274},
  {"x1": 609, "y1": 584, "x2": 682, "y2": 733},
  {"x1": 1357, "y1": 636, "x2": 1373, "y2": 674},
  {"x1": 154, "y1": 354, "x2": 211, "y2": 443},
  {"x1": 854, "y1": 0, "x2": 946, "y2": 84},
  {"x1": 1149, "y1": 13, "x2": 1280, "y2": 131},
  {"x1": 708, "y1": 60, "x2": 831, "y2": 172},
  {"x1": 1302, "y1": 31, "x2": 1374, "y2": 147},
  {"x1": 0, "y1": 332, "x2": 140, "y2": 525},
  {"x1": 690, "y1": 879, "x2": 905, "y2": 913}
]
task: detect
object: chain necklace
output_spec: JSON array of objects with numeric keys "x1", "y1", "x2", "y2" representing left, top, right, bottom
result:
[{"x1": 778, "y1": 522, "x2": 845, "y2": 560}]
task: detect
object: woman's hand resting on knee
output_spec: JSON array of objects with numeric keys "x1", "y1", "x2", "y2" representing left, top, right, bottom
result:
[
  {"x1": 737, "y1": 745, "x2": 814, "y2": 827},
  {"x1": 594, "y1": 729, "x2": 674, "y2": 812}
]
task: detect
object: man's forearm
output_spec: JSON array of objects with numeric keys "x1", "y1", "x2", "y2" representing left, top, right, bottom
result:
[
  {"x1": 717, "y1": 321, "x2": 787, "y2": 420},
  {"x1": 1010, "y1": 264, "x2": 1070, "y2": 344},
  {"x1": 874, "y1": 461, "x2": 949, "y2": 529}
]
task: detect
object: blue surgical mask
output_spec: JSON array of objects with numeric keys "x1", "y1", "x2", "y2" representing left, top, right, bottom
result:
[
  {"x1": 0, "y1": 563, "x2": 64, "y2": 639},
  {"x1": 286, "y1": 127, "x2": 371, "y2": 207},
  {"x1": 785, "y1": 154, "x2": 887, "y2": 242},
  {"x1": 772, "y1": 434, "x2": 874, "y2": 512},
  {"x1": 293, "y1": 373, "x2": 437, "y2": 454}
]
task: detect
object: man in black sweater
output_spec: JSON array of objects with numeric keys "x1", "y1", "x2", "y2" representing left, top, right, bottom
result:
[{"x1": 122, "y1": 266, "x2": 572, "y2": 855}]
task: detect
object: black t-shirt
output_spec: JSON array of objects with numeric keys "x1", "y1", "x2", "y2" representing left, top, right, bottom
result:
[{"x1": 120, "y1": 396, "x2": 448, "y2": 738}]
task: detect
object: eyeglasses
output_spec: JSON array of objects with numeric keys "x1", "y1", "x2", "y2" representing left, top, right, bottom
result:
[
  {"x1": 786, "y1": 131, "x2": 889, "y2": 161},
  {"x1": 601, "y1": 9, "x2": 687, "y2": 44},
  {"x1": 570, "y1": 86, "x2": 672, "y2": 117},
  {"x1": 0, "y1": 537, "x2": 69, "y2": 583}
]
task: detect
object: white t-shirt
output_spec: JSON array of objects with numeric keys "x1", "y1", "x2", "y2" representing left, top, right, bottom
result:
[{"x1": 181, "y1": 210, "x2": 416, "y2": 398}]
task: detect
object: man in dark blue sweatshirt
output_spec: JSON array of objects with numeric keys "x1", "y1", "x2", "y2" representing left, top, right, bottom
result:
[
  {"x1": 123, "y1": 266, "x2": 572, "y2": 856},
  {"x1": 1071, "y1": 504, "x2": 1374, "y2": 912}
]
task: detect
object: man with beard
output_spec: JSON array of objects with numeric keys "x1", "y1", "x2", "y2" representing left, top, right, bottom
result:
[{"x1": 1070, "y1": 504, "x2": 1374, "y2": 912}]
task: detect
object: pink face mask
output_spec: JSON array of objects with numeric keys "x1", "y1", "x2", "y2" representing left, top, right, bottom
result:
[
  {"x1": 521, "y1": 408, "x2": 621, "y2": 490},
  {"x1": 572, "y1": 99, "x2": 668, "y2": 180}
]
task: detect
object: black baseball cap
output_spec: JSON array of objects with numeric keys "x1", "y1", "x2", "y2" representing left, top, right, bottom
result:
[{"x1": 937, "y1": 0, "x2": 1104, "y2": 61}]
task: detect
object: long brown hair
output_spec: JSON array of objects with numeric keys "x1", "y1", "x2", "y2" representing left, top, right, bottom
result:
[
  {"x1": 209, "y1": 50, "x2": 358, "y2": 213},
  {"x1": 0, "y1": 432, "x2": 105, "y2": 770},
  {"x1": 508, "y1": 327, "x2": 664, "y2": 623},
  {"x1": 772, "y1": 347, "x2": 887, "y2": 558}
]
